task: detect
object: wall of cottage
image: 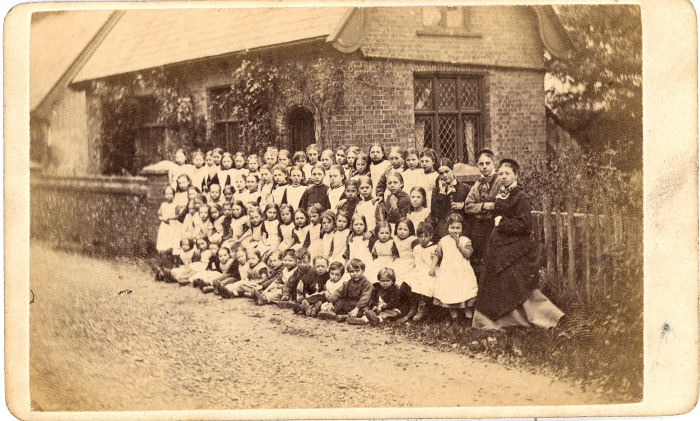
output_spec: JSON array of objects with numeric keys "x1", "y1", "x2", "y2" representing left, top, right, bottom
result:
[{"x1": 83, "y1": 5, "x2": 548, "y2": 171}]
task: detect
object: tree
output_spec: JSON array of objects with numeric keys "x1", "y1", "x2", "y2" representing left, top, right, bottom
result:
[{"x1": 546, "y1": 5, "x2": 642, "y2": 172}]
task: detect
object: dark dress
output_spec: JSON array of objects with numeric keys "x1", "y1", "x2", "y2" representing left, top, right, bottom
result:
[
  {"x1": 476, "y1": 186, "x2": 541, "y2": 320},
  {"x1": 464, "y1": 173, "x2": 504, "y2": 279},
  {"x1": 430, "y1": 179, "x2": 470, "y2": 239}
]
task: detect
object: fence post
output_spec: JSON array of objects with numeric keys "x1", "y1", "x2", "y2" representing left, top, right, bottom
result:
[
  {"x1": 593, "y1": 205, "x2": 603, "y2": 297},
  {"x1": 583, "y1": 212, "x2": 591, "y2": 301},
  {"x1": 556, "y1": 207, "x2": 564, "y2": 282},
  {"x1": 566, "y1": 199, "x2": 576, "y2": 293},
  {"x1": 542, "y1": 196, "x2": 554, "y2": 283}
]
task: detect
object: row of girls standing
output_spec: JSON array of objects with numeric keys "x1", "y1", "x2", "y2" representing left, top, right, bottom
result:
[{"x1": 154, "y1": 143, "x2": 563, "y2": 328}]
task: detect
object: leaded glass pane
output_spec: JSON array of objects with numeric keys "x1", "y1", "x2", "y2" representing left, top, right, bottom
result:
[
  {"x1": 462, "y1": 115, "x2": 478, "y2": 163},
  {"x1": 415, "y1": 116, "x2": 433, "y2": 149},
  {"x1": 438, "y1": 115, "x2": 457, "y2": 160},
  {"x1": 437, "y1": 78, "x2": 456, "y2": 109},
  {"x1": 414, "y1": 79, "x2": 433, "y2": 110},
  {"x1": 459, "y1": 78, "x2": 480, "y2": 109}
]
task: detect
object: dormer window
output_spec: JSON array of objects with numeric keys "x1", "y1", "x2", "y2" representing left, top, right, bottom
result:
[
  {"x1": 418, "y1": 6, "x2": 480, "y2": 38},
  {"x1": 422, "y1": 6, "x2": 467, "y2": 29}
]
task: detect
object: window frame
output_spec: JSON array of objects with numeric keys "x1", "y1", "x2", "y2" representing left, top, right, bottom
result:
[
  {"x1": 208, "y1": 85, "x2": 243, "y2": 152},
  {"x1": 413, "y1": 73, "x2": 485, "y2": 164},
  {"x1": 132, "y1": 95, "x2": 165, "y2": 167}
]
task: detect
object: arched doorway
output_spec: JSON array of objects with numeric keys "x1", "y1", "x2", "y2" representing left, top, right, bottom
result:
[{"x1": 287, "y1": 107, "x2": 315, "y2": 152}]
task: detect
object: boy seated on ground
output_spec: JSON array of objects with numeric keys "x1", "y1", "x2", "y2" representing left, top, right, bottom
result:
[
  {"x1": 254, "y1": 248, "x2": 297, "y2": 305},
  {"x1": 278, "y1": 249, "x2": 329, "y2": 311},
  {"x1": 318, "y1": 258, "x2": 373, "y2": 324},
  {"x1": 365, "y1": 267, "x2": 412, "y2": 325},
  {"x1": 304, "y1": 261, "x2": 346, "y2": 316},
  {"x1": 299, "y1": 256, "x2": 331, "y2": 317}
]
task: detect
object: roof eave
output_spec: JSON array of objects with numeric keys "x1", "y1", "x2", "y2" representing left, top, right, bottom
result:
[
  {"x1": 326, "y1": 7, "x2": 368, "y2": 54},
  {"x1": 532, "y1": 6, "x2": 573, "y2": 59}
]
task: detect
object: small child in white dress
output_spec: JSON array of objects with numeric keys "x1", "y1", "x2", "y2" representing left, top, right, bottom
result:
[{"x1": 429, "y1": 213, "x2": 478, "y2": 321}]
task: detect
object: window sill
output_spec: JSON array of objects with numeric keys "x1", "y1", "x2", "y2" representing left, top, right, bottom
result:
[{"x1": 416, "y1": 28, "x2": 483, "y2": 39}]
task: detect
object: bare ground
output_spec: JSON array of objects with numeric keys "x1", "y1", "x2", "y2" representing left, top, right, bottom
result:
[{"x1": 29, "y1": 243, "x2": 602, "y2": 411}]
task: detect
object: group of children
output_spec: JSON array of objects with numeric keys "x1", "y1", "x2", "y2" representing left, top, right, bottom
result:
[{"x1": 154, "y1": 143, "x2": 479, "y2": 325}]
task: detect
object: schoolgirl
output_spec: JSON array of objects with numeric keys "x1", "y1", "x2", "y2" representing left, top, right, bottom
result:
[
  {"x1": 253, "y1": 249, "x2": 295, "y2": 305},
  {"x1": 258, "y1": 164, "x2": 275, "y2": 206},
  {"x1": 270, "y1": 164, "x2": 289, "y2": 205},
  {"x1": 343, "y1": 214, "x2": 375, "y2": 266},
  {"x1": 368, "y1": 143, "x2": 391, "y2": 190},
  {"x1": 336, "y1": 178, "x2": 360, "y2": 219},
  {"x1": 391, "y1": 218, "x2": 418, "y2": 283},
  {"x1": 240, "y1": 205, "x2": 267, "y2": 253},
  {"x1": 277, "y1": 149, "x2": 292, "y2": 169},
  {"x1": 328, "y1": 211, "x2": 350, "y2": 265},
  {"x1": 192, "y1": 245, "x2": 236, "y2": 293},
  {"x1": 291, "y1": 208, "x2": 312, "y2": 250},
  {"x1": 326, "y1": 164, "x2": 346, "y2": 211},
  {"x1": 156, "y1": 185, "x2": 181, "y2": 253},
  {"x1": 298, "y1": 164, "x2": 331, "y2": 212},
  {"x1": 203, "y1": 150, "x2": 220, "y2": 192},
  {"x1": 262, "y1": 202, "x2": 281, "y2": 251},
  {"x1": 335, "y1": 147, "x2": 351, "y2": 179},
  {"x1": 173, "y1": 174, "x2": 192, "y2": 218},
  {"x1": 375, "y1": 146, "x2": 406, "y2": 200},
  {"x1": 218, "y1": 152, "x2": 235, "y2": 187},
  {"x1": 406, "y1": 221, "x2": 439, "y2": 321},
  {"x1": 292, "y1": 151, "x2": 307, "y2": 171},
  {"x1": 316, "y1": 210, "x2": 336, "y2": 259},
  {"x1": 228, "y1": 200, "x2": 248, "y2": 243},
  {"x1": 239, "y1": 173, "x2": 261, "y2": 205},
  {"x1": 212, "y1": 148, "x2": 224, "y2": 168},
  {"x1": 406, "y1": 186, "x2": 431, "y2": 230},
  {"x1": 285, "y1": 166, "x2": 307, "y2": 210},
  {"x1": 222, "y1": 185, "x2": 235, "y2": 204},
  {"x1": 369, "y1": 221, "x2": 399, "y2": 281},
  {"x1": 303, "y1": 144, "x2": 319, "y2": 181},
  {"x1": 429, "y1": 213, "x2": 478, "y2": 321},
  {"x1": 207, "y1": 183, "x2": 223, "y2": 207},
  {"x1": 222, "y1": 248, "x2": 269, "y2": 298},
  {"x1": 351, "y1": 151, "x2": 371, "y2": 181},
  {"x1": 161, "y1": 237, "x2": 200, "y2": 282},
  {"x1": 277, "y1": 204, "x2": 296, "y2": 252},
  {"x1": 345, "y1": 146, "x2": 359, "y2": 179},
  {"x1": 354, "y1": 175, "x2": 378, "y2": 234},
  {"x1": 263, "y1": 147, "x2": 278, "y2": 166},
  {"x1": 307, "y1": 203, "x2": 324, "y2": 255},
  {"x1": 169, "y1": 149, "x2": 194, "y2": 190},
  {"x1": 401, "y1": 147, "x2": 422, "y2": 194},
  {"x1": 247, "y1": 154, "x2": 261, "y2": 179},
  {"x1": 319, "y1": 149, "x2": 335, "y2": 185},
  {"x1": 376, "y1": 171, "x2": 411, "y2": 231},
  {"x1": 417, "y1": 148, "x2": 439, "y2": 208},
  {"x1": 231, "y1": 152, "x2": 249, "y2": 182},
  {"x1": 190, "y1": 150, "x2": 207, "y2": 193}
]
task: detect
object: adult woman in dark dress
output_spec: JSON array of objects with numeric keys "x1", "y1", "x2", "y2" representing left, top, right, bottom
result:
[
  {"x1": 463, "y1": 149, "x2": 504, "y2": 281},
  {"x1": 430, "y1": 158, "x2": 470, "y2": 239},
  {"x1": 473, "y1": 158, "x2": 564, "y2": 330}
]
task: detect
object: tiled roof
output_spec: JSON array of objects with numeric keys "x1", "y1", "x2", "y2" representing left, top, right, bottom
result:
[
  {"x1": 74, "y1": 7, "x2": 349, "y2": 83},
  {"x1": 30, "y1": 10, "x2": 113, "y2": 110}
]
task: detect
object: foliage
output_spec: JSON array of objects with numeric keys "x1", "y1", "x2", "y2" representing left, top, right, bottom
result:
[
  {"x1": 279, "y1": 56, "x2": 346, "y2": 147},
  {"x1": 546, "y1": 5, "x2": 642, "y2": 172},
  {"x1": 219, "y1": 59, "x2": 280, "y2": 155},
  {"x1": 92, "y1": 68, "x2": 206, "y2": 175},
  {"x1": 521, "y1": 148, "x2": 642, "y2": 215}
]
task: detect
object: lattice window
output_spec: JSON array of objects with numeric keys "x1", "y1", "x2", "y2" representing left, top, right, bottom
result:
[
  {"x1": 209, "y1": 86, "x2": 242, "y2": 153},
  {"x1": 413, "y1": 75, "x2": 483, "y2": 164},
  {"x1": 133, "y1": 95, "x2": 165, "y2": 168}
]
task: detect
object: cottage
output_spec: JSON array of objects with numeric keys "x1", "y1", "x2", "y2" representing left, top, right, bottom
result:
[{"x1": 31, "y1": 6, "x2": 571, "y2": 175}]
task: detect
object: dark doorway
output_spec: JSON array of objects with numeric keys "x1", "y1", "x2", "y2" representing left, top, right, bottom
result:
[{"x1": 287, "y1": 107, "x2": 315, "y2": 152}]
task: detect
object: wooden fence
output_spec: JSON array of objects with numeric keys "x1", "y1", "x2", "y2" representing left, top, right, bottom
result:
[{"x1": 531, "y1": 197, "x2": 643, "y2": 302}]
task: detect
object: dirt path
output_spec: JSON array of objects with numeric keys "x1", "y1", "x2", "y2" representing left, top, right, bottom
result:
[{"x1": 30, "y1": 244, "x2": 599, "y2": 411}]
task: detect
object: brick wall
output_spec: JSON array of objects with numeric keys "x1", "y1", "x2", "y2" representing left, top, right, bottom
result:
[{"x1": 362, "y1": 6, "x2": 544, "y2": 70}]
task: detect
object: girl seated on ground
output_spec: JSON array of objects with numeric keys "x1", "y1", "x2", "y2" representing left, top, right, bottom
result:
[
  {"x1": 192, "y1": 245, "x2": 236, "y2": 293},
  {"x1": 253, "y1": 249, "x2": 295, "y2": 305},
  {"x1": 159, "y1": 237, "x2": 199, "y2": 282},
  {"x1": 221, "y1": 248, "x2": 268, "y2": 298}
]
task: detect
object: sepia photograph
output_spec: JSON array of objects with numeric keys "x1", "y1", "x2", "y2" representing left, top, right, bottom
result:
[{"x1": 6, "y1": 0, "x2": 697, "y2": 418}]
